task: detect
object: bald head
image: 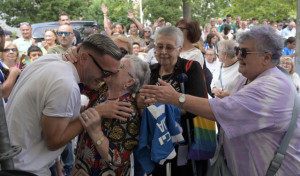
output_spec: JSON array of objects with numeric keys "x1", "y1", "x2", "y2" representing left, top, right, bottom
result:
[{"x1": 57, "y1": 25, "x2": 74, "y2": 49}]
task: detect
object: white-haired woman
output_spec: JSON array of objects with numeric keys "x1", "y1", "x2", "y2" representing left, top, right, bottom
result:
[{"x1": 74, "y1": 55, "x2": 150, "y2": 176}]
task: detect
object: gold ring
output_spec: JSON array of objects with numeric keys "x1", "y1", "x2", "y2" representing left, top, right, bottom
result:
[{"x1": 152, "y1": 95, "x2": 156, "y2": 98}]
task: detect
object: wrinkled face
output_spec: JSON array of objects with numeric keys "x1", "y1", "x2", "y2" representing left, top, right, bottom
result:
[
  {"x1": 237, "y1": 40, "x2": 267, "y2": 81},
  {"x1": 205, "y1": 50, "x2": 215, "y2": 63},
  {"x1": 45, "y1": 31, "x2": 57, "y2": 45},
  {"x1": 154, "y1": 35, "x2": 179, "y2": 67},
  {"x1": 20, "y1": 25, "x2": 32, "y2": 39},
  {"x1": 29, "y1": 51, "x2": 42, "y2": 61},
  {"x1": 130, "y1": 24, "x2": 137, "y2": 34},
  {"x1": 3, "y1": 44, "x2": 18, "y2": 65},
  {"x1": 59, "y1": 15, "x2": 70, "y2": 25},
  {"x1": 104, "y1": 58, "x2": 133, "y2": 90},
  {"x1": 57, "y1": 25, "x2": 74, "y2": 48},
  {"x1": 279, "y1": 59, "x2": 292, "y2": 73},
  {"x1": 81, "y1": 52, "x2": 120, "y2": 90},
  {"x1": 132, "y1": 44, "x2": 140, "y2": 56}
]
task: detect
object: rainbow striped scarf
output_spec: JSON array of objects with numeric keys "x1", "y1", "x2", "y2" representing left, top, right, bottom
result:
[{"x1": 187, "y1": 116, "x2": 217, "y2": 160}]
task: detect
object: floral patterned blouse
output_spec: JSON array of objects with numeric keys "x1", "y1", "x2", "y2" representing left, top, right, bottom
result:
[{"x1": 75, "y1": 85, "x2": 140, "y2": 176}]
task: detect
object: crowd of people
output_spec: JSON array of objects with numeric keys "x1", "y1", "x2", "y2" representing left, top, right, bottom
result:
[{"x1": 0, "y1": 4, "x2": 299, "y2": 176}]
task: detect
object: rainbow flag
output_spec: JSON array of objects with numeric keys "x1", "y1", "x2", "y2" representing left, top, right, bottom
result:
[{"x1": 187, "y1": 116, "x2": 217, "y2": 160}]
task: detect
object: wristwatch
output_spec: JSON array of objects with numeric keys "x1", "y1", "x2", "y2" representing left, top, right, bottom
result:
[
  {"x1": 96, "y1": 135, "x2": 105, "y2": 145},
  {"x1": 178, "y1": 93, "x2": 186, "y2": 109}
]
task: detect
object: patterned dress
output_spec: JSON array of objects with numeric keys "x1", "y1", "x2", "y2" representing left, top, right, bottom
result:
[{"x1": 75, "y1": 84, "x2": 140, "y2": 176}]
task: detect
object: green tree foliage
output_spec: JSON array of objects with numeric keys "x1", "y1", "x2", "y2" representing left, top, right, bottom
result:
[
  {"x1": 0, "y1": 0, "x2": 88, "y2": 27},
  {"x1": 81, "y1": 0, "x2": 134, "y2": 29},
  {"x1": 191, "y1": 0, "x2": 230, "y2": 26},
  {"x1": 142, "y1": 0, "x2": 182, "y2": 25},
  {"x1": 222, "y1": 0, "x2": 297, "y2": 22}
]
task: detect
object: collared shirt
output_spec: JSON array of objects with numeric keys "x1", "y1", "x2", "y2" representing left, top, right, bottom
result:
[{"x1": 13, "y1": 37, "x2": 34, "y2": 55}]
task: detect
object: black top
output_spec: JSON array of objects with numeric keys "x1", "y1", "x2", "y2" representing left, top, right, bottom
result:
[{"x1": 149, "y1": 57, "x2": 207, "y2": 142}]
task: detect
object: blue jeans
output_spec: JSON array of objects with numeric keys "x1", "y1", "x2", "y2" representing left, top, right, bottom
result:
[{"x1": 50, "y1": 142, "x2": 74, "y2": 176}]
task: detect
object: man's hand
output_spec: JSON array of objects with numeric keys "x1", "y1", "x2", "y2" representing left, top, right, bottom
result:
[
  {"x1": 62, "y1": 45, "x2": 80, "y2": 63},
  {"x1": 213, "y1": 88, "x2": 230, "y2": 98},
  {"x1": 94, "y1": 100, "x2": 133, "y2": 121}
]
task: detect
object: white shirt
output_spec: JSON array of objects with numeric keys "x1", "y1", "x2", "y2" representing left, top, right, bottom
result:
[
  {"x1": 180, "y1": 48, "x2": 204, "y2": 68},
  {"x1": 211, "y1": 61, "x2": 241, "y2": 92},
  {"x1": 6, "y1": 54, "x2": 81, "y2": 176}
]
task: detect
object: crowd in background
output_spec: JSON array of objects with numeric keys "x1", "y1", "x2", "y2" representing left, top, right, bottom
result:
[{"x1": 0, "y1": 3, "x2": 299, "y2": 176}]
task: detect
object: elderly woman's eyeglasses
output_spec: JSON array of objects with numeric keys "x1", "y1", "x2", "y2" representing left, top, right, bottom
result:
[
  {"x1": 4, "y1": 48, "x2": 17, "y2": 52},
  {"x1": 234, "y1": 47, "x2": 265, "y2": 58},
  {"x1": 119, "y1": 62, "x2": 133, "y2": 78},
  {"x1": 88, "y1": 54, "x2": 119, "y2": 78},
  {"x1": 57, "y1": 32, "x2": 73, "y2": 36},
  {"x1": 155, "y1": 44, "x2": 177, "y2": 53}
]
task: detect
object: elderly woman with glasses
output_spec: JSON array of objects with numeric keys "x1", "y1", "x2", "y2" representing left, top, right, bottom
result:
[
  {"x1": 139, "y1": 25, "x2": 300, "y2": 175},
  {"x1": 137, "y1": 26, "x2": 209, "y2": 176},
  {"x1": 74, "y1": 55, "x2": 150, "y2": 176}
]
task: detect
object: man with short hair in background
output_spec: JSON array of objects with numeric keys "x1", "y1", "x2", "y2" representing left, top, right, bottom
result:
[
  {"x1": 249, "y1": 17, "x2": 259, "y2": 29},
  {"x1": 13, "y1": 22, "x2": 35, "y2": 55},
  {"x1": 59, "y1": 11, "x2": 82, "y2": 46},
  {"x1": 220, "y1": 14, "x2": 237, "y2": 36}
]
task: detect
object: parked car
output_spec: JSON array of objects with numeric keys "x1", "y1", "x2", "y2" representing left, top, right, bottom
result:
[{"x1": 32, "y1": 21, "x2": 97, "y2": 43}]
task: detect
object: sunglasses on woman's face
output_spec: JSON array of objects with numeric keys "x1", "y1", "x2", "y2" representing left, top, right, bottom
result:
[
  {"x1": 120, "y1": 47, "x2": 128, "y2": 57},
  {"x1": 234, "y1": 47, "x2": 265, "y2": 58},
  {"x1": 4, "y1": 48, "x2": 17, "y2": 52}
]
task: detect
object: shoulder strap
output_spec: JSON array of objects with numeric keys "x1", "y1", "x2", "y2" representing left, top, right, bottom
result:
[
  {"x1": 185, "y1": 60, "x2": 194, "y2": 72},
  {"x1": 265, "y1": 87, "x2": 299, "y2": 176}
]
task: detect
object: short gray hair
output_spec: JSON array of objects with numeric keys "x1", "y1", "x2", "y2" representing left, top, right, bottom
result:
[
  {"x1": 123, "y1": 55, "x2": 150, "y2": 93},
  {"x1": 218, "y1": 40, "x2": 237, "y2": 58},
  {"x1": 81, "y1": 34, "x2": 122, "y2": 60},
  {"x1": 154, "y1": 26, "x2": 184, "y2": 49},
  {"x1": 237, "y1": 25, "x2": 283, "y2": 65},
  {"x1": 144, "y1": 26, "x2": 153, "y2": 35}
]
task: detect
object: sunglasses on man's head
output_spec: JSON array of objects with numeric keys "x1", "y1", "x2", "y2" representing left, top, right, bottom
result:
[
  {"x1": 57, "y1": 31, "x2": 72, "y2": 36},
  {"x1": 4, "y1": 48, "x2": 17, "y2": 52},
  {"x1": 20, "y1": 22, "x2": 31, "y2": 27},
  {"x1": 234, "y1": 47, "x2": 265, "y2": 58}
]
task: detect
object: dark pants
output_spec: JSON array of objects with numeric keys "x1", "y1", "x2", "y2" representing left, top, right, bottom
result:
[{"x1": 50, "y1": 142, "x2": 74, "y2": 176}]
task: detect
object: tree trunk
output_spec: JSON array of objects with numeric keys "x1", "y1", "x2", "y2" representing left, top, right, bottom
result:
[{"x1": 182, "y1": 0, "x2": 191, "y2": 19}]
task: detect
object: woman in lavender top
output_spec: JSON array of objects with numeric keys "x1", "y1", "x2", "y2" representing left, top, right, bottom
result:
[{"x1": 139, "y1": 25, "x2": 300, "y2": 176}]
